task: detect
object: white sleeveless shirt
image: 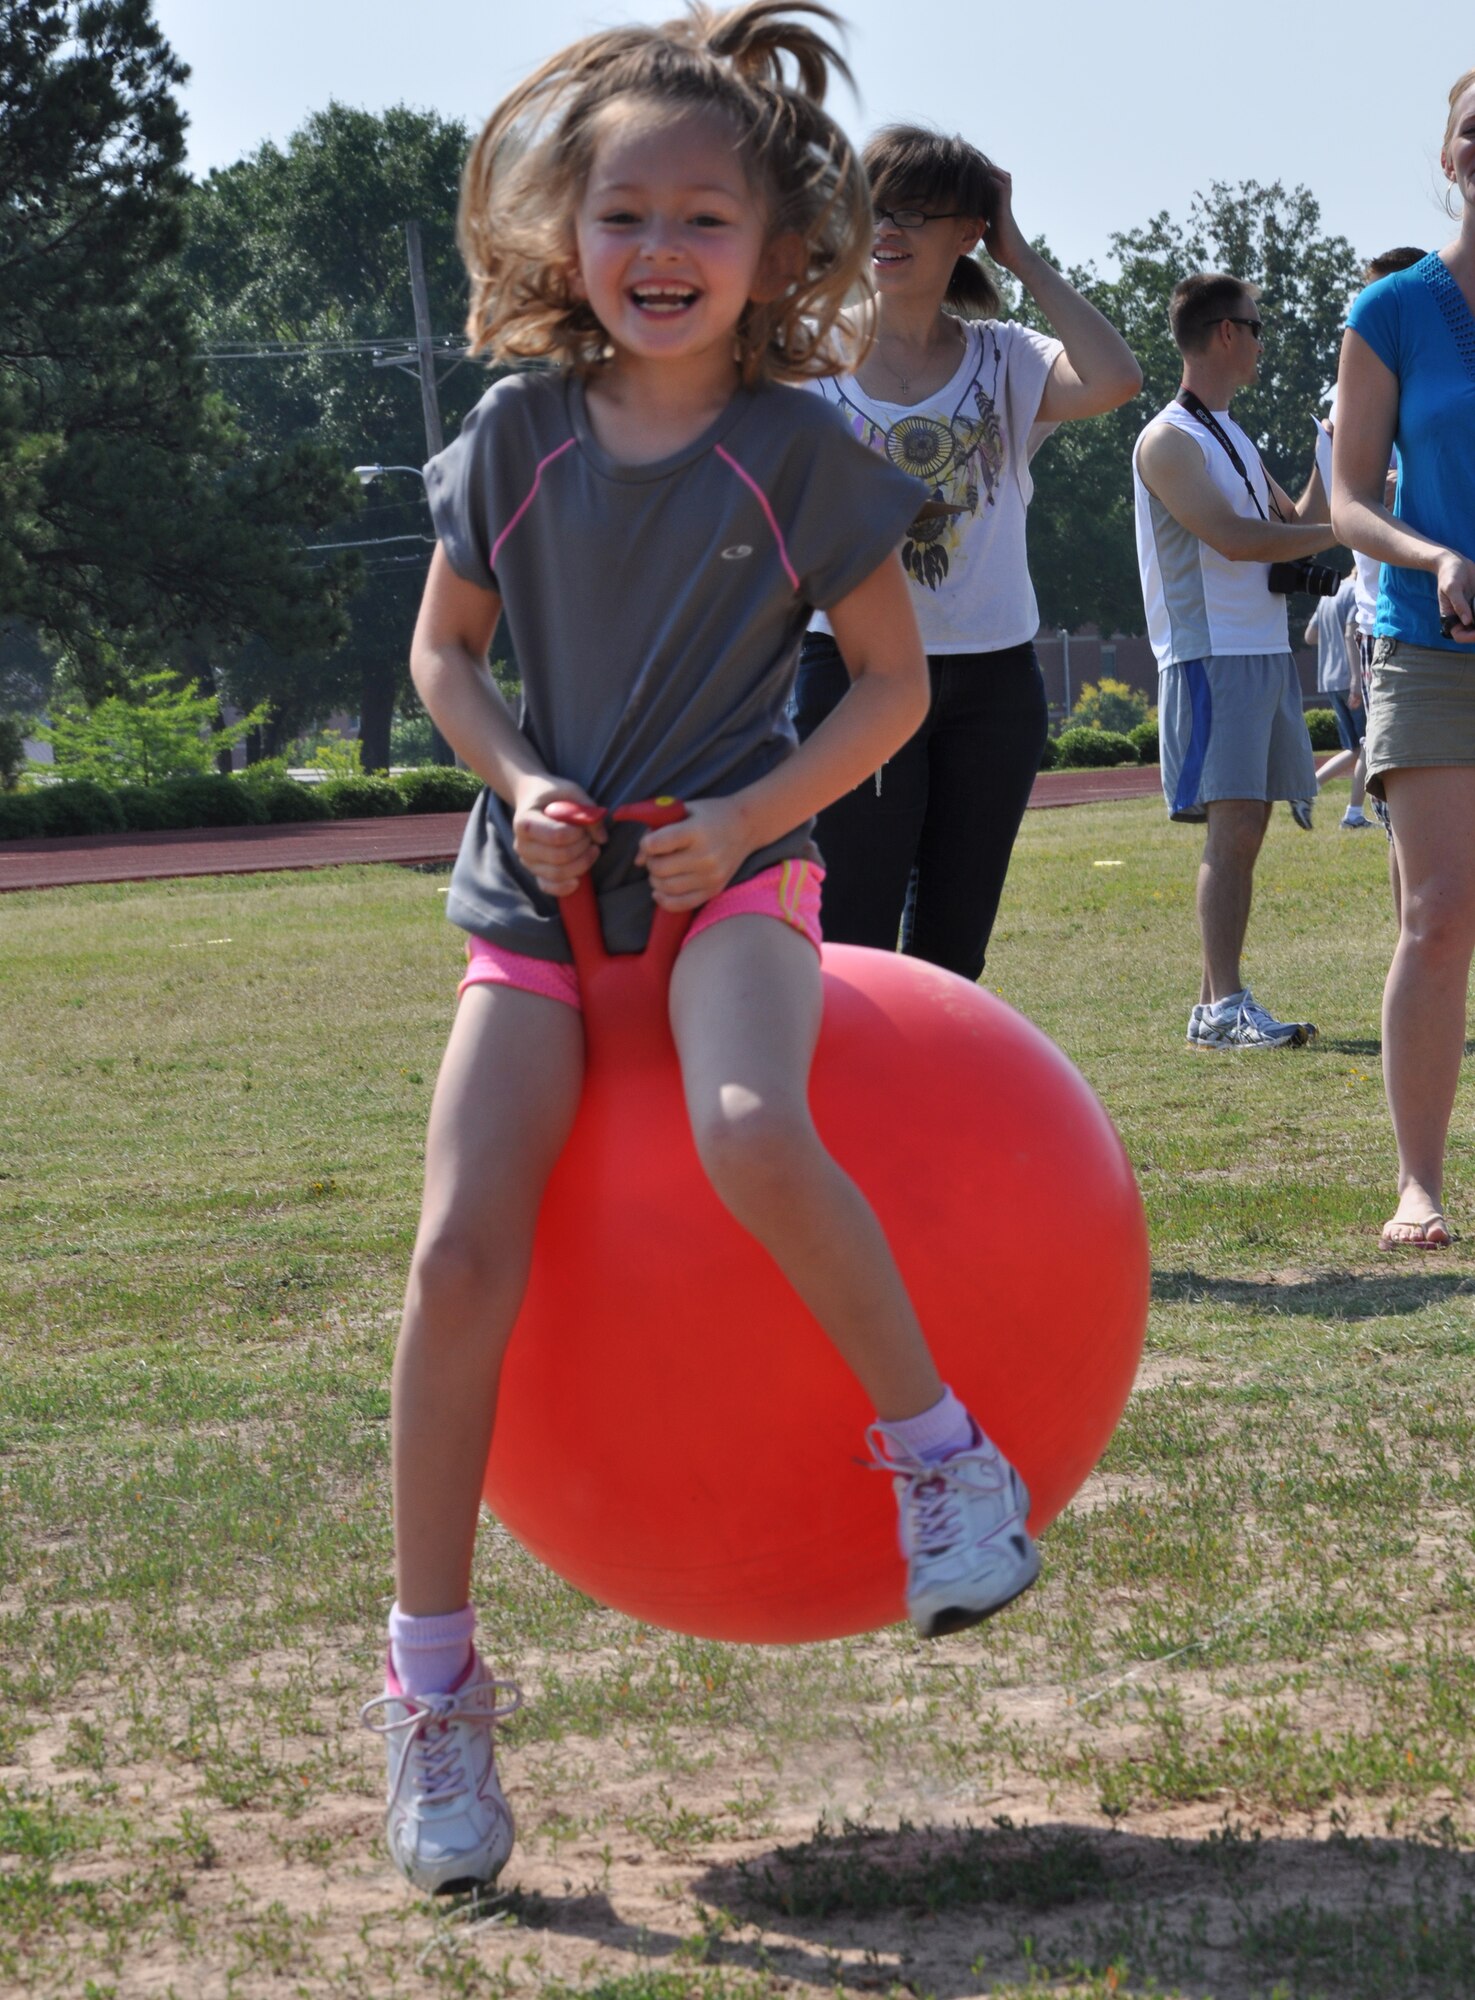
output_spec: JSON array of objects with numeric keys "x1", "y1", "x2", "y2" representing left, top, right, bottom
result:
[{"x1": 1132, "y1": 399, "x2": 1291, "y2": 669}]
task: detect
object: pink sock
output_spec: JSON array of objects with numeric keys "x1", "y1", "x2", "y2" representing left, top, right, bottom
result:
[
  {"x1": 879, "y1": 1386, "x2": 974, "y2": 1464},
  {"x1": 388, "y1": 1603, "x2": 475, "y2": 1696}
]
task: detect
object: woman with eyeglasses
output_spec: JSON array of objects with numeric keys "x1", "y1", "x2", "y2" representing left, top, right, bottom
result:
[{"x1": 792, "y1": 126, "x2": 1141, "y2": 980}]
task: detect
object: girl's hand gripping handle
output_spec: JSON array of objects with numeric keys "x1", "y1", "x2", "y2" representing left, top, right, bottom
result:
[{"x1": 544, "y1": 798, "x2": 693, "y2": 981}]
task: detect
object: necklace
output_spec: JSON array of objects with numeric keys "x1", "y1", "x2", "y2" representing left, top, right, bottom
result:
[{"x1": 876, "y1": 320, "x2": 963, "y2": 399}]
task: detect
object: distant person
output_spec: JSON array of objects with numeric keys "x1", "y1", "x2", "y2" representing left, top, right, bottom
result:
[
  {"x1": 792, "y1": 128, "x2": 1141, "y2": 982},
  {"x1": 1319, "y1": 248, "x2": 1426, "y2": 896},
  {"x1": 1304, "y1": 574, "x2": 1370, "y2": 827},
  {"x1": 1332, "y1": 69, "x2": 1475, "y2": 1248},
  {"x1": 1133, "y1": 273, "x2": 1339, "y2": 1050}
]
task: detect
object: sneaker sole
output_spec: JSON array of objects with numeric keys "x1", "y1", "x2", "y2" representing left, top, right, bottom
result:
[{"x1": 913, "y1": 1549, "x2": 1042, "y2": 1640}]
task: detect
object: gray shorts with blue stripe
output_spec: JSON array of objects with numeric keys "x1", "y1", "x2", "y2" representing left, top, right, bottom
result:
[{"x1": 1158, "y1": 653, "x2": 1317, "y2": 823}]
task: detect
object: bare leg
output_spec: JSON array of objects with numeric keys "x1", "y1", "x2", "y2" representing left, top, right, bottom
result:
[
  {"x1": 669, "y1": 916, "x2": 942, "y2": 1421},
  {"x1": 1378, "y1": 767, "x2": 1475, "y2": 1242},
  {"x1": 393, "y1": 985, "x2": 584, "y2": 1614},
  {"x1": 1197, "y1": 799, "x2": 1272, "y2": 1004},
  {"x1": 1350, "y1": 747, "x2": 1367, "y2": 813},
  {"x1": 1316, "y1": 750, "x2": 1357, "y2": 786},
  {"x1": 1389, "y1": 831, "x2": 1403, "y2": 931}
]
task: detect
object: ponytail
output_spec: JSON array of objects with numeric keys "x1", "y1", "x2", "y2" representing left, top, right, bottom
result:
[{"x1": 946, "y1": 253, "x2": 1001, "y2": 321}]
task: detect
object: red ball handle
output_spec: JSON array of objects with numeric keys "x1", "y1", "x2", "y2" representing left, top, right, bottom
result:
[{"x1": 543, "y1": 797, "x2": 692, "y2": 977}]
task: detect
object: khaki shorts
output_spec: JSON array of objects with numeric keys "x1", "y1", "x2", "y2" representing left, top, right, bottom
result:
[{"x1": 1365, "y1": 637, "x2": 1475, "y2": 799}]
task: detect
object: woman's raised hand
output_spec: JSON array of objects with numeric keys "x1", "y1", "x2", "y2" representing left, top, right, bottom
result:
[{"x1": 980, "y1": 167, "x2": 1027, "y2": 274}]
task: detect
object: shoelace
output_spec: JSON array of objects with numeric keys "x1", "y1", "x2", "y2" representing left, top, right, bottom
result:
[
  {"x1": 863, "y1": 1427, "x2": 1009, "y2": 1555},
  {"x1": 1239, "y1": 993, "x2": 1299, "y2": 1039},
  {"x1": 361, "y1": 1676, "x2": 522, "y2": 1814}
]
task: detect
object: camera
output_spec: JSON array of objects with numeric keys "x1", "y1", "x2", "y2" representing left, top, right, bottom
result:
[{"x1": 1267, "y1": 558, "x2": 1340, "y2": 598}]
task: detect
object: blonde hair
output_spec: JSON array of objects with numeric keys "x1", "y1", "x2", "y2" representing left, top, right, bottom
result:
[
  {"x1": 1443, "y1": 65, "x2": 1475, "y2": 153},
  {"x1": 459, "y1": 2, "x2": 874, "y2": 386}
]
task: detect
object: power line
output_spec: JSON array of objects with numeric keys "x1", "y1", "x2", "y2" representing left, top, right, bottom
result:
[
  {"x1": 202, "y1": 336, "x2": 469, "y2": 363},
  {"x1": 303, "y1": 532, "x2": 435, "y2": 552}
]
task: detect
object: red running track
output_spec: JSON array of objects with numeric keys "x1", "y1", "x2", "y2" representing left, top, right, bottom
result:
[{"x1": 0, "y1": 766, "x2": 1165, "y2": 894}]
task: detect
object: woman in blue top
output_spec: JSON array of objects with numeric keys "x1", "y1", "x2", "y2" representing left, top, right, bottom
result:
[{"x1": 1333, "y1": 63, "x2": 1475, "y2": 1249}]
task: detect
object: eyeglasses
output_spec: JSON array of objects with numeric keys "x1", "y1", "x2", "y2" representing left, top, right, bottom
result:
[
  {"x1": 874, "y1": 207, "x2": 973, "y2": 231},
  {"x1": 1215, "y1": 316, "x2": 1264, "y2": 340}
]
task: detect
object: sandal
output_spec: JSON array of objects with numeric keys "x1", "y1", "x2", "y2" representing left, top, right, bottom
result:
[{"x1": 1379, "y1": 1211, "x2": 1456, "y2": 1249}]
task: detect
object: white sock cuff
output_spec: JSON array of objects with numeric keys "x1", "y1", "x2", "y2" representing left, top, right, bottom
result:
[{"x1": 388, "y1": 1602, "x2": 476, "y2": 1650}]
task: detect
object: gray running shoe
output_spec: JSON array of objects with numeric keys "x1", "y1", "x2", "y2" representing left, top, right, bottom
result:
[
  {"x1": 1290, "y1": 799, "x2": 1314, "y2": 831},
  {"x1": 1199, "y1": 988, "x2": 1316, "y2": 1049},
  {"x1": 1187, "y1": 1002, "x2": 1208, "y2": 1048}
]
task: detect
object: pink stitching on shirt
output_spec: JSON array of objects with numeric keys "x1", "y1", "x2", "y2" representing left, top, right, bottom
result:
[
  {"x1": 489, "y1": 437, "x2": 577, "y2": 573},
  {"x1": 713, "y1": 444, "x2": 800, "y2": 592}
]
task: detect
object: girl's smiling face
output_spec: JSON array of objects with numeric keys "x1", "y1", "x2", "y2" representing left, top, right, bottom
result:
[{"x1": 573, "y1": 105, "x2": 775, "y2": 373}]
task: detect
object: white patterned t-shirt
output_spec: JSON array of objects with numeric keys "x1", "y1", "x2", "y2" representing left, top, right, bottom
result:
[{"x1": 805, "y1": 317, "x2": 1061, "y2": 653}]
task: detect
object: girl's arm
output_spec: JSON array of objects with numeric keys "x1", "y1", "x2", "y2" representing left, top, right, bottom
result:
[
  {"x1": 411, "y1": 546, "x2": 604, "y2": 895},
  {"x1": 984, "y1": 173, "x2": 1142, "y2": 423},
  {"x1": 1331, "y1": 328, "x2": 1475, "y2": 636},
  {"x1": 636, "y1": 554, "x2": 927, "y2": 910}
]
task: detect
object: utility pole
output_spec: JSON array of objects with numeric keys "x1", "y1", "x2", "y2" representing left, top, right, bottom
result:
[
  {"x1": 373, "y1": 222, "x2": 455, "y2": 764},
  {"x1": 406, "y1": 221, "x2": 445, "y2": 460},
  {"x1": 1060, "y1": 626, "x2": 1072, "y2": 720}
]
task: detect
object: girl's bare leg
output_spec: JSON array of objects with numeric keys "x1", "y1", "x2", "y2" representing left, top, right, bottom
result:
[
  {"x1": 393, "y1": 984, "x2": 584, "y2": 1613},
  {"x1": 668, "y1": 916, "x2": 941, "y2": 1419},
  {"x1": 1380, "y1": 767, "x2": 1475, "y2": 1241}
]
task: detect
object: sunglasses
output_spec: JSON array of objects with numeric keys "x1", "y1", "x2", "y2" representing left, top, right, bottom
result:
[{"x1": 1216, "y1": 315, "x2": 1264, "y2": 340}]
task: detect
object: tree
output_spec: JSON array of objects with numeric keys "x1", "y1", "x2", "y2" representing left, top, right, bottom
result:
[
  {"x1": 0, "y1": 0, "x2": 356, "y2": 699},
  {"x1": 180, "y1": 103, "x2": 483, "y2": 768},
  {"x1": 1002, "y1": 182, "x2": 1361, "y2": 635}
]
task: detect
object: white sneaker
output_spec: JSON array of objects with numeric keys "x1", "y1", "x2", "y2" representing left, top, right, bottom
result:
[
  {"x1": 1237, "y1": 988, "x2": 1317, "y2": 1047},
  {"x1": 361, "y1": 1654, "x2": 521, "y2": 1894},
  {"x1": 1187, "y1": 1002, "x2": 1207, "y2": 1048},
  {"x1": 1198, "y1": 988, "x2": 1316, "y2": 1050},
  {"x1": 869, "y1": 1423, "x2": 1040, "y2": 1638}
]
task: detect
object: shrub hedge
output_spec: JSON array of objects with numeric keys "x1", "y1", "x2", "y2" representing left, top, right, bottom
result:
[
  {"x1": 315, "y1": 776, "x2": 408, "y2": 819},
  {"x1": 396, "y1": 765, "x2": 484, "y2": 812},
  {"x1": 1037, "y1": 734, "x2": 1059, "y2": 771},
  {"x1": 1128, "y1": 718, "x2": 1160, "y2": 764},
  {"x1": 115, "y1": 776, "x2": 270, "y2": 831},
  {"x1": 0, "y1": 767, "x2": 487, "y2": 842},
  {"x1": 1304, "y1": 707, "x2": 1342, "y2": 751},
  {"x1": 1054, "y1": 727, "x2": 1140, "y2": 769}
]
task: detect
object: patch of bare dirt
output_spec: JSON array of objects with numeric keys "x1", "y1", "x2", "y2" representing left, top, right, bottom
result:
[{"x1": 10, "y1": 1633, "x2": 1475, "y2": 2000}]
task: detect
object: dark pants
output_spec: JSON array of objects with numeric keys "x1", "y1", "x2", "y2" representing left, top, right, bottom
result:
[{"x1": 792, "y1": 633, "x2": 1049, "y2": 983}]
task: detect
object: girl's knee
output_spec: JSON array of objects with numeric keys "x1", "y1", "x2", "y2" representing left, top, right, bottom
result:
[
  {"x1": 407, "y1": 1218, "x2": 510, "y2": 1316},
  {"x1": 690, "y1": 1092, "x2": 819, "y2": 1208}
]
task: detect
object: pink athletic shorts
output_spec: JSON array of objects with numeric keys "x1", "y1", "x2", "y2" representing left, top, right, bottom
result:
[{"x1": 457, "y1": 859, "x2": 824, "y2": 1012}]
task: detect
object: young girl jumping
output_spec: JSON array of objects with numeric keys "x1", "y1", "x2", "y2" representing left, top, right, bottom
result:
[{"x1": 362, "y1": 0, "x2": 1039, "y2": 1898}]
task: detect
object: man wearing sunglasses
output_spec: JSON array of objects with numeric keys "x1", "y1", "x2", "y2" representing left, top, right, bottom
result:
[{"x1": 1133, "y1": 272, "x2": 1339, "y2": 1051}]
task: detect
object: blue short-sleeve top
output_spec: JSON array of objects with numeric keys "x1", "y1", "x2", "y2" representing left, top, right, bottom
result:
[{"x1": 1345, "y1": 253, "x2": 1475, "y2": 651}]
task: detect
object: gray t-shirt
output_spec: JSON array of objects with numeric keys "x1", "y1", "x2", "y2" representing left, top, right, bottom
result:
[{"x1": 425, "y1": 368, "x2": 923, "y2": 960}]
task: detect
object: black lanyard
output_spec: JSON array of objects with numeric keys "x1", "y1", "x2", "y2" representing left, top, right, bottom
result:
[{"x1": 1175, "y1": 389, "x2": 1285, "y2": 523}]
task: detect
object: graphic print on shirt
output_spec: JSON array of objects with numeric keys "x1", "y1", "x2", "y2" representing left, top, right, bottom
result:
[{"x1": 824, "y1": 329, "x2": 1005, "y2": 591}]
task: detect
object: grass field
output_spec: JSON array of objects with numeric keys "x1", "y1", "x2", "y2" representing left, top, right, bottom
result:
[{"x1": 5, "y1": 788, "x2": 1475, "y2": 1999}]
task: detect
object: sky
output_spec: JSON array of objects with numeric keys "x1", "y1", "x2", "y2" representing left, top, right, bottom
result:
[{"x1": 152, "y1": 0, "x2": 1470, "y2": 280}]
